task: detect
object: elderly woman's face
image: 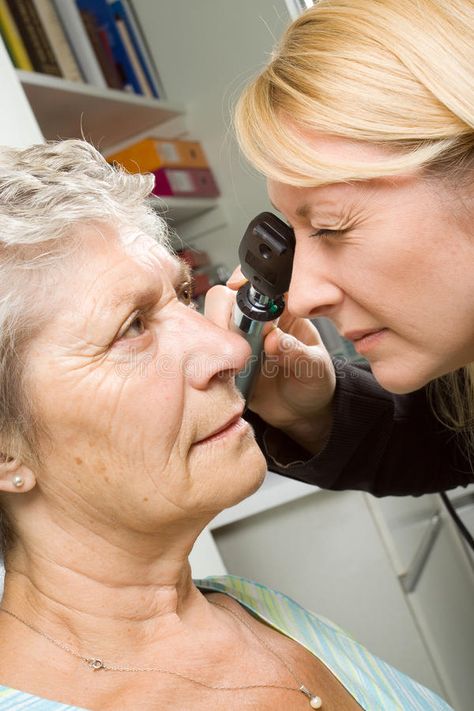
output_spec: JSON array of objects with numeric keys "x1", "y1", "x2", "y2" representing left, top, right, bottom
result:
[
  {"x1": 26, "y1": 224, "x2": 266, "y2": 532},
  {"x1": 268, "y1": 135, "x2": 474, "y2": 394}
]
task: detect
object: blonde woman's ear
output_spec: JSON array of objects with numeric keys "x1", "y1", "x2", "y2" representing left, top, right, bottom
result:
[{"x1": 0, "y1": 456, "x2": 36, "y2": 493}]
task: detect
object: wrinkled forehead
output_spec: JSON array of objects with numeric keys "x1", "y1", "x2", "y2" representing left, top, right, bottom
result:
[
  {"x1": 116, "y1": 226, "x2": 176, "y2": 277},
  {"x1": 56, "y1": 220, "x2": 176, "y2": 283},
  {"x1": 32, "y1": 221, "x2": 181, "y2": 329}
]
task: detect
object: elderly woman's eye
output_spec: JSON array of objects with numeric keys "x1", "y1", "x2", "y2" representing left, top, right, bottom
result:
[
  {"x1": 177, "y1": 282, "x2": 193, "y2": 306},
  {"x1": 120, "y1": 314, "x2": 146, "y2": 340}
]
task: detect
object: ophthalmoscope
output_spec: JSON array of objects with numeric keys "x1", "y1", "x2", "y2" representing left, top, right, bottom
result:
[{"x1": 233, "y1": 212, "x2": 295, "y2": 400}]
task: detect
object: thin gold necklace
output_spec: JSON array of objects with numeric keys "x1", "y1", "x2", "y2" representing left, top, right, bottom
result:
[{"x1": 0, "y1": 601, "x2": 323, "y2": 708}]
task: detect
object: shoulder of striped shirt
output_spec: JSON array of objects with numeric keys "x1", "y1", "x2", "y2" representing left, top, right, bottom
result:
[{"x1": 195, "y1": 573, "x2": 454, "y2": 711}]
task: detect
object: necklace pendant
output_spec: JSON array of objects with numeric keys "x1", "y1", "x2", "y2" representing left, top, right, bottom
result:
[
  {"x1": 88, "y1": 658, "x2": 105, "y2": 671},
  {"x1": 299, "y1": 685, "x2": 322, "y2": 708}
]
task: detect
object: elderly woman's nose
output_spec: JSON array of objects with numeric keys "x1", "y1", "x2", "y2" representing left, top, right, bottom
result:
[{"x1": 181, "y1": 308, "x2": 251, "y2": 390}]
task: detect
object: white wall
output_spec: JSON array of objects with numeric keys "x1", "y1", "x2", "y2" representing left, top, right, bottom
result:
[
  {"x1": 0, "y1": 38, "x2": 43, "y2": 146},
  {"x1": 133, "y1": 0, "x2": 291, "y2": 268}
]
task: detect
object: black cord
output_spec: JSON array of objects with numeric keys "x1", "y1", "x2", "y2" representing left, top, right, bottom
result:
[{"x1": 440, "y1": 491, "x2": 474, "y2": 553}]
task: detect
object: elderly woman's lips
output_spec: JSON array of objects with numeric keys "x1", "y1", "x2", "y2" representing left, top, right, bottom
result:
[{"x1": 194, "y1": 414, "x2": 248, "y2": 446}]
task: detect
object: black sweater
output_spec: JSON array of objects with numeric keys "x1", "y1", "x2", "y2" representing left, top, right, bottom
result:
[{"x1": 246, "y1": 361, "x2": 473, "y2": 497}]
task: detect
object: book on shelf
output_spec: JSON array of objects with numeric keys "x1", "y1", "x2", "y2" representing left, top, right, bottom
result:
[
  {"x1": 76, "y1": 0, "x2": 142, "y2": 94},
  {"x1": 0, "y1": 0, "x2": 34, "y2": 70},
  {"x1": 124, "y1": 0, "x2": 164, "y2": 97},
  {"x1": 79, "y1": 7, "x2": 123, "y2": 88},
  {"x1": 112, "y1": 9, "x2": 151, "y2": 97},
  {"x1": 106, "y1": 0, "x2": 160, "y2": 98},
  {"x1": 6, "y1": 0, "x2": 62, "y2": 76},
  {"x1": 107, "y1": 137, "x2": 219, "y2": 199},
  {"x1": 53, "y1": 0, "x2": 107, "y2": 87},
  {"x1": 107, "y1": 138, "x2": 210, "y2": 173},
  {"x1": 152, "y1": 168, "x2": 220, "y2": 199},
  {"x1": 0, "y1": 0, "x2": 163, "y2": 97},
  {"x1": 32, "y1": 0, "x2": 83, "y2": 82}
]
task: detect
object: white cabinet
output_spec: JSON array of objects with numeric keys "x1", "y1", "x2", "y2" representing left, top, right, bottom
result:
[
  {"x1": 211, "y1": 483, "x2": 474, "y2": 710},
  {"x1": 367, "y1": 492, "x2": 474, "y2": 711}
]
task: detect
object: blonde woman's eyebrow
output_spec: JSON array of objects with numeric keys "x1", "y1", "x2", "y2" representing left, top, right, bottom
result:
[
  {"x1": 270, "y1": 200, "x2": 315, "y2": 220},
  {"x1": 295, "y1": 203, "x2": 312, "y2": 218}
]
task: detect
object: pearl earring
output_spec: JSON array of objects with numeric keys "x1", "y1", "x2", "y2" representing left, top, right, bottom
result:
[{"x1": 12, "y1": 475, "x2": 24, "y2": 488}]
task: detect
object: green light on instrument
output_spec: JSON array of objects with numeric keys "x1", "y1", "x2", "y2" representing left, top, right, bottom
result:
[{"x1": 268, "y1": 300, "x2": 279, "y2": 315}]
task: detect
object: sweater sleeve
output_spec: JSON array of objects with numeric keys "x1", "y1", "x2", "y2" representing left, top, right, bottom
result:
[{"x1": 245, "y1": 361, "x2": 473, "y2": 497}]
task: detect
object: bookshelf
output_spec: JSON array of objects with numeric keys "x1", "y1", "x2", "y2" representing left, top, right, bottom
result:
[
  {"x1": 15, "y1": 69, "x2": 220, "y2": 226},
  {"x1": 17, "y1": 70, "x2": 184, "y2": 149},
  {"x1": 150, "y1": 196, "x2": 222, "y2": 225}
]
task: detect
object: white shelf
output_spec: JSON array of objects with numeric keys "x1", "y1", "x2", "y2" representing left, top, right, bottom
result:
[
  {"x1": 16, "y1": 72, "x2": 220, "y2": 228},
  {"x1": 17, "y1": 71, "x2": 184, "y2": 149},
  {"x1": 149, "y1": 196, "x2": 219, "y2": 225}
]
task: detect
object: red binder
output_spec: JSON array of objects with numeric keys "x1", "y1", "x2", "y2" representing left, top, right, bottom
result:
[{"x1": 152, "y1": 168, "x2": 219, "y2": 198}]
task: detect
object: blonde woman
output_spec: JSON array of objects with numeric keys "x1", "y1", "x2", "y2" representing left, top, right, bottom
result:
[{"x1": 207, "y1": 0, "x2": 474, "y2": 501}]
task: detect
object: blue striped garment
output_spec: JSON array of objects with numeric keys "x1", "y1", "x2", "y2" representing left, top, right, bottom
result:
[{"x1": 0, "y1": 574, "x2": 453, "y2": 710}]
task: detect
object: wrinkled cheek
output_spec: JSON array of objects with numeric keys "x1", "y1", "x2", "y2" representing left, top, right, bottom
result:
[
  {"x1": 28, "y1": 354, "x2": 114, "y2": 432},
  {"x1": 144, "y1": 379, "x2": 185, "y2": 485},
  {"x1": 109, "y1": 364, "x2": 187, "y2": 482}
]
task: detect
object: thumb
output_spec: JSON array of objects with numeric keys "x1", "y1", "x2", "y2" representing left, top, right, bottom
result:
[
  {"x1": 264, "y1": 328, "x2": 323, "y2": 379},
  {"x1": 264, "y1": 327, "x2": 304, "y2": 358},
  {"x1": 226, "y1": 265, "x2": 246, "y2": 290}
]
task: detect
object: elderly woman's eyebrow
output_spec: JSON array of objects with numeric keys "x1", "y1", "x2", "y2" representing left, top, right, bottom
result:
[
  {"x1": 107, "y1": 257, "x2": 192, "y2": 312},
  {"x1": 176, "y1": 258, "x2": 192, "y2": 285}
]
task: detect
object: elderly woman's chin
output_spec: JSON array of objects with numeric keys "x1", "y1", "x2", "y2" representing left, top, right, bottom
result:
[
  {"x1": 185, "y1": 416, "x2": 267, "y2": 516},
  {"x1": 198, "y1": 426, "x2": 267, "y2": 513},
  {"x1": 232, "y1": 438, "x2": 268, "y2": 503}
]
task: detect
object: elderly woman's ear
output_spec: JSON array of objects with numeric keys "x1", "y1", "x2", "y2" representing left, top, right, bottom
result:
[{"x1": 0, "y1": 454, "x2": 36, "y2": 493}]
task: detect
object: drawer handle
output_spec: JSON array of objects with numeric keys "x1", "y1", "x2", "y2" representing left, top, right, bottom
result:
[{"x1": 398, "y1": 513, "x2": 442, "y2": 593}]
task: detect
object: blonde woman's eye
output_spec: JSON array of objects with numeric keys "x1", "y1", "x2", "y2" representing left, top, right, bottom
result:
[{"x1": 310, "y1": 228, "x2": 345, "y2": 240}]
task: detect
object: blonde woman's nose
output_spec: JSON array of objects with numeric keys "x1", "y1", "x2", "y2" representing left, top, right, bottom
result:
[{"x1": 287, "y1": 248, "x2": 344, "y2": 320}]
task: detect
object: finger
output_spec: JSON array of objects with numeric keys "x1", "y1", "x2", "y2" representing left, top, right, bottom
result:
[
  {"x1": 263, "y1": 327, "x2": 326, "y2": 379},
  {"x1": 263, "y1": 327, "x2": 304, "y2": 358},
  {"x1": 226, "y1": 265, "x2": 247, "y2": 290},
  {"x1": 262, "y1": 326, "x2": 284, "y2": 357},
  {"x1": 204, "y1": 284, "x2": 236, "y2": 328},
  {"x1": 278, "y1": 309, "x2": 324, "y2": 348}
]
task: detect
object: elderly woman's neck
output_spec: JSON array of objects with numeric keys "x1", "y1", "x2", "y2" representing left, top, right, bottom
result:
[{"x1": 1, "y1": 514, "x2": 214, "y2": 658}]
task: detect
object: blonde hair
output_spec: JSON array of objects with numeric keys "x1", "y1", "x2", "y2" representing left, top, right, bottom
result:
[
  {"x1": 0, "y1": 139, "x2": 167, "y2": 555},
  {"x1": 235, "y1": 0, "x2": 474, "y2": 455}
]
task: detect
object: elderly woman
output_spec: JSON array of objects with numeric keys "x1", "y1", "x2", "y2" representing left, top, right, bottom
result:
[{"x1": 0, "y1": 140, "x2": 452, "y2": 710}]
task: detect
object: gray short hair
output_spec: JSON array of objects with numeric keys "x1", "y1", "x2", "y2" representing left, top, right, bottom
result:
[{"x1": 0, "y1": 139, "x2": 168, "y2": 557}]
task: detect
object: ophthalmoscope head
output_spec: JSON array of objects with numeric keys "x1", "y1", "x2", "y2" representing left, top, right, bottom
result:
[{"x1": 232, "y1": 212, "x2": 295, "y2": 401}]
